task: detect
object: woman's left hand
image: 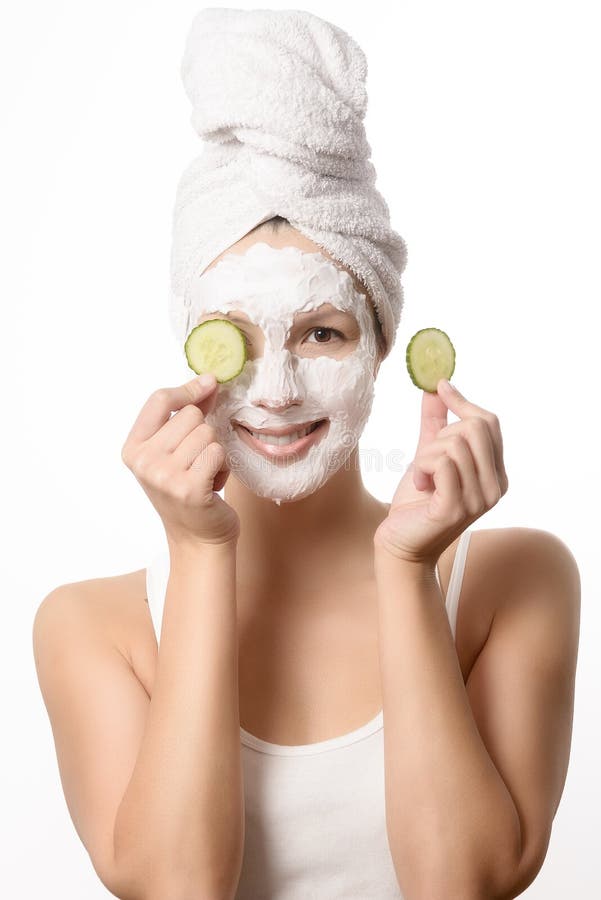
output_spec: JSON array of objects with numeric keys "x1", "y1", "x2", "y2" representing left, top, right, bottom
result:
[{"x1": 373, "y1": 379, "x2": 509, "y2": 566}]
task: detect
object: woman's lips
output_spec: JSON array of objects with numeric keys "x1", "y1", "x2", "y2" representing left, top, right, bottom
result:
[{"x1": 233, "y1": 419, "x2": 329, "y2": 461}]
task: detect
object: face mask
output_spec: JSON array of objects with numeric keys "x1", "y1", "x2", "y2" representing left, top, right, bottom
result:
[{"x1": 186, "y1": 242, "x2": 378, "y2": 505}]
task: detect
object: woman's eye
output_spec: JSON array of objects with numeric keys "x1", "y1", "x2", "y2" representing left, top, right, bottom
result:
[{"x1": 305, "y1": 327, "x2": 344, "y2": 344}]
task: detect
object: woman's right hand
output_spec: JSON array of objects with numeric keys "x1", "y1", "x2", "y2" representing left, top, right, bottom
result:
[{"x1": 121, "y1": 374, "x2": 240, "y2": 548}]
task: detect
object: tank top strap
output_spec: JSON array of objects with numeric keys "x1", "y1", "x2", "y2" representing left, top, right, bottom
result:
[
  {"x1": 444, "y1": 529, "x2": 473, "y2": 641},
  {"x1": 145, "y1": 543, "x2": 170, "y2": 644}
]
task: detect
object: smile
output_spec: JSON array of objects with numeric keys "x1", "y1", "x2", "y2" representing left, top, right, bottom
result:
[{"x1": 233, "y1": 419, "x2": 329, "y2": 459}]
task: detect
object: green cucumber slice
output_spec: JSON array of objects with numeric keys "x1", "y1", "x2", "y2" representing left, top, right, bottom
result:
[
  {"x1": 406, "y1": 327, "x2": 455, "y2": 392},
  {"x1": 184, "y1": 318, "x2": 247, "y2": 383}
]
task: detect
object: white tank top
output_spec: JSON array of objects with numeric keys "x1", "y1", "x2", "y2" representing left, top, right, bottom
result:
[{"x1": 145, "y1": 528, "x2": 473, "y2": 899}]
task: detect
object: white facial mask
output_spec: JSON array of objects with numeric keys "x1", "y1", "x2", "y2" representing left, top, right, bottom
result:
[{"x1": 186, "y1": 242, "x2": 378, "y2": 505}]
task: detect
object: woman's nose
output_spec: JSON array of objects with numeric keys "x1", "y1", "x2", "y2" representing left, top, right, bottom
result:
[{"x1": 247, "y1": 347, "x2": 304, "y2": 409}]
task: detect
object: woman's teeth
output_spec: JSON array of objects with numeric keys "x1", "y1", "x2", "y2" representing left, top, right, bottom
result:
[{"x1": 247, "y1": 422, "x2": 319, "y2": 446}]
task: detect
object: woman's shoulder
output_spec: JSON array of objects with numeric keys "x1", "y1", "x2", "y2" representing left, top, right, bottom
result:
[
  {"x1": 439, "y1": 525, "x2": 575, "y2": 682},
  {"x1": 50, "y1": 567, "x2": 149, "y2": 616},
  {"x1": 456, "y1": 526, "x2": 578, "y2": 609},
  {"x1": 442, "y1": 524, "x2": 574, "y2": 588},
  {"x1": 39, "y1": 568, "x2": 155, "y2": 680}
]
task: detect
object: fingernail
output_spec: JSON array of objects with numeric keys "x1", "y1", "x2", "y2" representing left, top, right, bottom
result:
[
  {"x1": 196, "y1": 373, "x2": 216, "y2": 388},
  {"x1": 441, "y1": 379, "x2": 456, "y2": 392}
]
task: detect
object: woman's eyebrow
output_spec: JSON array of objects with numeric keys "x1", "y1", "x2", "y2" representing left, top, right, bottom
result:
[
  {"x1": 200, "y1": 308, "x2": 357, "y2": 327},
  {"x1": 293, "y1": 306, "x2": 356, "y2": 323}
]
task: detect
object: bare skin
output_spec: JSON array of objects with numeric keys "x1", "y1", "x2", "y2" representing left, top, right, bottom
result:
[
  {"x1": 34, "y1": 222, "x2": 580, "y2": 899},
  {"x1": 88, "y1": 527, "x2": 494, "y2": 747}
]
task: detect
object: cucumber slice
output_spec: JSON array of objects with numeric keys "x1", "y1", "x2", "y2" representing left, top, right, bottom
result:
[
  {"x1": 184, "y1": 318, "x2": 247, "y2": 383},
  {"x1": 406, "y1": 327, "x2": 455, "y2": 392}
]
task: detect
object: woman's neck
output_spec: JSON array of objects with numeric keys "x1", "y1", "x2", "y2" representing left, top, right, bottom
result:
[{"x1": 224, "y1": 449, "x2": 389, "y2": 592}]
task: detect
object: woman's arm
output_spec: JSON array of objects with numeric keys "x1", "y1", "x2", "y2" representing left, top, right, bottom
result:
[
  {"x1": 374, "y1": 529, "x2": 580, "y2": 900},
  {"x1": 113, "y1": 540, "x2": 244, "y2": 900}
]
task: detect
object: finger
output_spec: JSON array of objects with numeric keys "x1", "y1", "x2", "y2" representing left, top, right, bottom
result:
[
  {"x1": 416, "y1": 435, "x2": 485, "y2": 517},
  {"x1": 488, "y1": 415, "x2": 509, "y2": 492},
  {"x1": 414, "y1": 466, "x2": 434, "y2": 493},
  {"x1": 124, "y1": 374, "x2": 219, "y2": 448},
  {"x1": 175, "y1": 422, "x2": 230, "y2": 494},
  {"x1": 438, "y1": 380, "x2": 507, "y2": 489},
  {"x1": 176, "y1": 431, "x2": 226, "y2": 482},
  {"x1": 154, "y1": 405, "x2": 207, "y2": 454},
  {"x1": 415, "y1": 388, "x2": 449, "y2": 456},
  {"x1": 429, "y1": 455, "x2": 463, "y2": 522},
  {"x1": 175, "y1": 421, "x2": 219, "y2": 469},
  {"x1": 212, "y1": 464, "x2": 231, "y2": 493},
  {"x1": 167, "y1": 438, "x2": 227, "y2": 503},
  {"x1": 200, "y1": 381, "x2": 220, "y2": 417},
  {"x1": 434, "y1": 417, "x2": 504, "y2": 506},
  {"x1": 189, "y1": 439, "x2": 229, "y2": 493}
]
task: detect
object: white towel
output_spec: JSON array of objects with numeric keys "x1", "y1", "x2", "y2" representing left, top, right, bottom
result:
[{"x1": 169, "y1": 7, "x2": 408, "y2": 360}]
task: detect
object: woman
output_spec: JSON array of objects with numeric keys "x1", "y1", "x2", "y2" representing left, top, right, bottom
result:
[
  {"x1": 33, "y1": 11, "x2": 580, "y2": 900},
  {"x1": 33, "y1": 216, "x2": 581, "y2": 900}
]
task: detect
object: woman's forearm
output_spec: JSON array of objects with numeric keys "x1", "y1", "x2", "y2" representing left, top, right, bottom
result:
[
  {"x1": 374, "y1": 548, "x2": 521, "y2": 900},
  {"x1": 113, "y1": 540, "x2": 244, "y2": 900}
]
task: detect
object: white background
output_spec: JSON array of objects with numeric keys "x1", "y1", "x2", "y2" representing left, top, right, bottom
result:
[{"x1": 2, "y1": 1, "x2": 599, "y2": 896}]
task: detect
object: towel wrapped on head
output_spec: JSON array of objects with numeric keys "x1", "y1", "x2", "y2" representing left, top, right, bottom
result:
[{"x1": 169, "y1": 7, "x2": 408, "y2": 361}]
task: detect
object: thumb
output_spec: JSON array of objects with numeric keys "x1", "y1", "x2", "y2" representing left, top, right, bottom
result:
[
  {"x1": 415, "y1": 388, "x2": 448, "y2": 455},
  {"x1": 411, "y1": 390, "x2": 448, "y2": 493},
  {"x1": 186, "y1": 373, "x2": 219, "y2": 415}
]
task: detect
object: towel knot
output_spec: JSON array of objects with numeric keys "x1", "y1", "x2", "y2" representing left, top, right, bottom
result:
[{"x1": 170, "y1": 8, "x2": 408, "y2": 360}]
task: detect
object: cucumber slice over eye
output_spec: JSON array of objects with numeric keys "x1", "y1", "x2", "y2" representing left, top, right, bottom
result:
[
  {"x1": 406, "y1": 327, "x2": 456, "y2": 392},
  {"x1": 184, "y1": 318, "x2": 247, "y2": 383}
]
